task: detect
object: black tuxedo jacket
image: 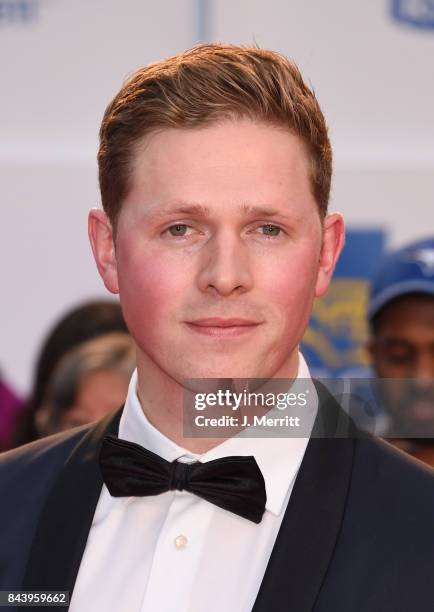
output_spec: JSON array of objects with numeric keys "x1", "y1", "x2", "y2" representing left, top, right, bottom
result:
[{"x1": 0, "y1": 387, "x2": 433, "y2": 612}]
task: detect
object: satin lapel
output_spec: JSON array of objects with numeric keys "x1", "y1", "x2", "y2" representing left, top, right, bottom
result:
[
  {"x1": 252, "y1": 387, "x2": 357, "y2": 612},
  {"x1": 21, "y1": 407, "x2": 123, "y2": 605}
]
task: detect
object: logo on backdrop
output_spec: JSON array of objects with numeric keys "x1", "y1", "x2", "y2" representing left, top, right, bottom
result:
[
  {"x1": 301, "y1": 230, "x2": 386, "y2": 377},
  {"x1": 0, "y1": 0, "x2": 38, "y2": 24},
  {"x1": 391, "y1": 0, "x2": 434, "y2": 29}
]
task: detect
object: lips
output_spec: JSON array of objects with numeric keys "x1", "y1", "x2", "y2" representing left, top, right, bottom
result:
[
  {"x1": 185, "y1": 318, "x2": 262, "y2": 337},
  {"x1": 189, "y1": 318, "x2": 259, "y2": 327}
]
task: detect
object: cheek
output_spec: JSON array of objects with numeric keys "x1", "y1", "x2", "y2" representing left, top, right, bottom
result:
[
  {"x1": 257, "y1": 249, "x2": 318, "y2": 313},
  {"x1": 116, "y1": 245, "x2": 188, "y2": 333},
  {"x1": 377, "y1": 361, "x2": 403, "y2": 379},
  {"x1": 378, "y1": 379, "x2": 407, "y2": 409}
]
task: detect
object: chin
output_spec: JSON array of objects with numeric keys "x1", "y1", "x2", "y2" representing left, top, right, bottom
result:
[
  {"x1": 175, "y1": 357, "x2": 253, "y2": 378},
  {"x1": 178, "y1": 360, "x2": 274, "y2": 384}
]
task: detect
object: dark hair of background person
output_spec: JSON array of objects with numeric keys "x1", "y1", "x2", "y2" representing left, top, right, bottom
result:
[
  {"x1": 12, "y1": 300, "x2": 128, "y2": 447},
  {"x1": 35, "y1": 332, "x2": 135, "y2": 437}
]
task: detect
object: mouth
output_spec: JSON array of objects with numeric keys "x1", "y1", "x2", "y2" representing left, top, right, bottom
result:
[{"x1": 185, "y1": 318, "x2": 262, "y2": 338}]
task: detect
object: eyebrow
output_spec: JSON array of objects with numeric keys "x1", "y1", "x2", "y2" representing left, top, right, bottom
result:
[{"x1": 153, "y1": 202, "x2": 287, "y2": 219}]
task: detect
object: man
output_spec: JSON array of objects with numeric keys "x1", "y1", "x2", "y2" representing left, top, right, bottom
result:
[
  {"x1": 0, "y1": 44, "x2": 433, "y2": 612},
  {"x1": 367, "y1": 237, "x2": 434, "y2": 465}
]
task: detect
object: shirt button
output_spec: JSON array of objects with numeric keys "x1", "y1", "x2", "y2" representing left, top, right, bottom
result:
[{"x1": 174, "y1": 535, "x2": 188, "y2": 550}]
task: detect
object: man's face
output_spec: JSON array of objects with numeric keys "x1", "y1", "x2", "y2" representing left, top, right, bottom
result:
[
  {"x1": 91, "y1": 119, "x2": 343, "y2": 385},
  {"x1": 369, "y1": 295, "x2": 434, "y2": 434}
]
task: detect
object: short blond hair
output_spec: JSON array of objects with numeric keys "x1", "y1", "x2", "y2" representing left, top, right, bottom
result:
[{"x1": 98, "y1": 44, "x2": 332, "y2": 229}]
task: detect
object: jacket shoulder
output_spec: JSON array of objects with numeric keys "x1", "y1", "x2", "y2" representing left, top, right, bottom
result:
[
  {"x1": 347, "y1": 435, "x2": 434, "y2": 545},
  {"x1": 353, "y1": 434, "x2": 434, "y2": 501},
  {"x1": 0, "y1": 425, "x2": 93, "y2": 495},
  {"x1": 0, "y1": 425, "x2": 96, "y2": 529},
  {"x1": 316, "y1": 436, "x2": 434, "y2": 611},
  {"x1": 0, "y1": 425, "x2": 95, "y2": 590}
]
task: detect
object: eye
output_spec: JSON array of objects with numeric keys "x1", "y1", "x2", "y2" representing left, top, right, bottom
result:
[
  {"x1": 378, "y1": 342, "x2": 415, "y2": 367},
  {"x1": 383, "y1": 352, "x2": 414, "y2": 367},
  {"x1": 162, "y1": 223, "x2": 204, "y2": 242},
  {"x1": 259, "y1": 224, "x2": 282, "y2": 237},
  {"x1": 167, "y1": 224, "x2": 189, "y2": 237}
]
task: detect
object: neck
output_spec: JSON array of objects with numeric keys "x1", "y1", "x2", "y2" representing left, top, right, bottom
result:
[{"x1": 135, "y1": 350, "x2": 300, "y2": 454}]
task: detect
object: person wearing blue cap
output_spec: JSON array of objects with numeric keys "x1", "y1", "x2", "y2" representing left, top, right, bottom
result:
[{"x1": 367, "y1": 237, "x2": 434, "y2": 464}]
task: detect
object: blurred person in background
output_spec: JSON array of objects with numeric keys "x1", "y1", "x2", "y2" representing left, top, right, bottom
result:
[
  {"x1": 12, "y1": 299, "x2": 128, "y2": 448},
  {"x1": 0, "y1": 374, "x2": 24, "y2": 452},
  {"x1": 367, "y1": 237, "x2": 434, "y2": 466},
  {"x1": 35, "y1": 332, "x2": 135, "y2": 437}
]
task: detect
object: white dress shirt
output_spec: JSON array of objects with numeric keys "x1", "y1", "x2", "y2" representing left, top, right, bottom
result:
[{"x1": 70, "y1": 353, "x2": 317, "y2": 612}]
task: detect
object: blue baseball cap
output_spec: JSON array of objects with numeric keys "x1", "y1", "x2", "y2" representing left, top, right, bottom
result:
[{"x1": 368, "y1": 237, "x2": 434, "y2": 320}]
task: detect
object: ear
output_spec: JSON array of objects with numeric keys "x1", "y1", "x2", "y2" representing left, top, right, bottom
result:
[
  {"x1": 314, "y1": 212, "x2": 345, "y2": 298},
  {"x1": 88, "y1": 209, "x2": 119, "y2": 294},
  {"x1": 366, "y1": 337, "x2": 375, "y2": 361}
]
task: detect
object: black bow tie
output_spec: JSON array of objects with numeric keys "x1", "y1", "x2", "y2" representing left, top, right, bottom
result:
[{"x1": 99, "y1": 435, "x2": 267, "y2": 524}]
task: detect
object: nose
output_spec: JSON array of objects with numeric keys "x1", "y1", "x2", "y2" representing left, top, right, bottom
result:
[{"x1": 196, "y1": 229, "x2": 253, "y2": 297}]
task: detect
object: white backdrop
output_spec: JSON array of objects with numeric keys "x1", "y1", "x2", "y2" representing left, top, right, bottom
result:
[{"x1": 1, "y1": 0, "x2": 433, "y2": 393}]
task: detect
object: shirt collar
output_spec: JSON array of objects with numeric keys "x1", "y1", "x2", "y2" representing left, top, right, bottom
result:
[{"x1": 119, "y1": 352, "x2": 317, "y2": 517}]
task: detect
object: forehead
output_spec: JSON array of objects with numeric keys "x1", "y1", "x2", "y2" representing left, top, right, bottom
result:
[
  {"x1": 124, "y1": 118, "x2": 315, "y2": 219},
  {"x1": 375, "y1": 295, "x2": 434, "y2": 339}
]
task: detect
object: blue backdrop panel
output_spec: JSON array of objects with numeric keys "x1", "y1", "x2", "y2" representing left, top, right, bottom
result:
[{"x1": 301, "y1": 230, "x2": 386, "y2": 377}]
